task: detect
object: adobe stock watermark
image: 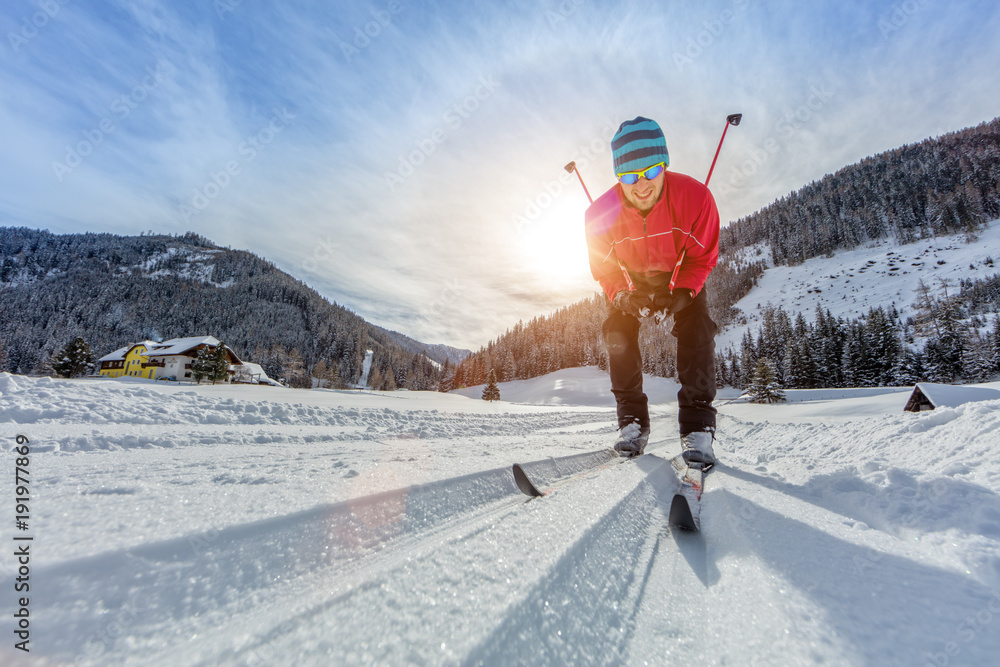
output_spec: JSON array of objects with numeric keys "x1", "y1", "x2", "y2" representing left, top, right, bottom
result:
[
  {"x1": 73, "y1": 592, "x2": 148, "y2": 666},
  {"x1": 544, "y1": 0, "x2": 585, "y2": 29},
  {"x1": 878, "y1": 0, "x2": 930, "y2": 39},
  {"x1": 179, "y1": 107, "x2": 295, "y2": 223},
  {"x1": 722, "y1": 500, "x2": 758, "y2": 530},
  {"x1": 383, "y1": 74, "x2": 501, "y2": 191},
  {"x1": 852, "y1": 545, "x2": 884, "y2": 575},
  {"x1": 339, "y1": 0, "x2": 405, "y2": 62},
  {"x1": 52, "y1": 63, "x2": 170, "y2": 182},
  {"x1": 924, "y1": 589, "x2": 1000, "y2": 667},
  {"x1": 712, "y1": 82, "x2": 834, "y2": 198},
  {"x1": 242, "y1": 619, "x2": 298, "y2": 666},
  {"x1": 299, "y1": 234, "x2": 341, "y2": 276},
  {"x1": 6, "y1": 0, "x2": 72, "y2": 54},
  {"x1": 511, "y1": 119, "x2": 618, "y2": 235},
  {"x1": 673, "y1": 0, "x2": 751, "y2": 71},
  {"x1": 427, "y1": 278, "x2": 464, "y2": 320},
  {"x1": 213, "y1": 0, "x2": 243, "y2": 21}
]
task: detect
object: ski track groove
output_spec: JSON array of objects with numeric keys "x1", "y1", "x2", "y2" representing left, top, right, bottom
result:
[
  {"x1": 165, "y1": 454, "x2": 670, "y2": 666},
  {"x1": 463, "y1": 459, "x2": 672, "y2": 665},
  {"x1": 201, "y1": 495, "x2": 528, "y2": 667},
  {"x1": 36, "y1": 463, "x2": 529, "y2": 665}
]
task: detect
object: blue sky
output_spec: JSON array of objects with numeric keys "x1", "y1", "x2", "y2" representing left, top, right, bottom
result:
[{"x1": 2, "y1": 0, "x2": 999, "y2": 350}]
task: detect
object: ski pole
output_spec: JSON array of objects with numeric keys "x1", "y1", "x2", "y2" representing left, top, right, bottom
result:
[
  {"x1": 564, "y1": 161, "x2": 593, "y2": 204},
  {"x1": 669, "y1": 113, "x2": 742, "y2": 290},
  {"x1": 704, "y1": 113, "x2": 742, "y2": 187}
]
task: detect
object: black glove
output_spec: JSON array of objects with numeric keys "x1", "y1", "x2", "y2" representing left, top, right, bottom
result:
[
  {"x1": 651, "y1": 288, "x2": 694, "y2": 324},
  {"x1": 611, "y1": 290, "x2": 653, "y2": 318}
]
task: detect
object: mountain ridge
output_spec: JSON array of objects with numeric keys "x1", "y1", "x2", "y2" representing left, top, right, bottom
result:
[{"x1": 0, "y1": 228, "x2": 467, "y2": 386}]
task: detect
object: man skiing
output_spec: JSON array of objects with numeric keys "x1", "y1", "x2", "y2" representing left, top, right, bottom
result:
[{"x1": 585, "y1": 116, "x2": 720, "y2": 465}]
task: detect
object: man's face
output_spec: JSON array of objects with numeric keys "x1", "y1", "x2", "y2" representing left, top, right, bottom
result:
[{"x1": 620, "y1": 168, "x2": 665, "y2": 216}]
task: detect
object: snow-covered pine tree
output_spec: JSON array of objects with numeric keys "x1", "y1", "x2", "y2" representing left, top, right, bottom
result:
[
  {"x1": 209, "y1": 344, "x2": 231, "y2": 384},
  {"x1": 757, "y1": 306, "x2": 793, "y2": 383},
  {"x1": 960, "y1": 330, "x2": 994, "y2": 383},
  {"x1": 739, "y1": 330, "x2": 757, "y2": 389},
  {"x1": 784, "y1": 338, "x2": 819, "y2": 389},
  {"x1": 715, "y1": 353, "x2": 730, "y2": 389},
  {"x1": 728, "y1": 355, "x2": 741, "y2": 390},
  {"x1": 841, "y1": 322, "x2": 875, "y2": 387},
  {"x1": 502, "y1": 351, "x2": 516, "y2": 383},
  {"x1": 892, "y1": 349, "x2": 924, "y2": 386},
  {"x1": 482, "y1": 369, "x2": 500, "y2": 402},
  {"x1": 924, "y1": 292, "x2": 967, "y2": 382},
  {"x1": 438, "y1": 359, "x2": 456, "y2": 393},
  {"x1": 812, "y1": 306, "x2": 846, "y2": 388},
  {"x1": 51, "y1": 337, "x2": 95, "y2": 378},
  {"x1": 747, "y1": 358, "x2": 785, "y2": 403},
  {"x1": 865, "y1": 307, "x2": 902, "y2": 386},
  {"x1": 191, "y1": 346, "x2": 215, "y2": 384}
]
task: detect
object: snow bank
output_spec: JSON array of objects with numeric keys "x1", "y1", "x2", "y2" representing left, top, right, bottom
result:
[{"x1": 1, "y1": 369, "x2": 999, "y2": 665}]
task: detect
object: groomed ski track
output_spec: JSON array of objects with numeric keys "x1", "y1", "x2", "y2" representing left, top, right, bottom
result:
[{"x1": 23, "y1": 404, "x2": 1000, "y2": 666}]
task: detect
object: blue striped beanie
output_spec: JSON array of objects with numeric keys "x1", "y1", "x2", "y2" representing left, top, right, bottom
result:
[{"x1": 611, "y1": 117, "x2": 669, "y2": 175}]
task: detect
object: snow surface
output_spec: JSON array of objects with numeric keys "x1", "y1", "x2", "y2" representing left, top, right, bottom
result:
[
  {"x1": 719, "y1": 218, "x2": 1000, "y2": 350},
  {"x1": 1, "y1": 369, "x2": 999, "y2": 665}
]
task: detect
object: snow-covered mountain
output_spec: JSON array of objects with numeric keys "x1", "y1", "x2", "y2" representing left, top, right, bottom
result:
[
  {"x1": 0, "y1": 228, "x2": 467, "y2": 385},
  {"x1": 1, "y1": 368, "x2": 998, "y2": 664},
  {"x1": 718, "y1": 217, "x2": 1000, "y2": 350}
]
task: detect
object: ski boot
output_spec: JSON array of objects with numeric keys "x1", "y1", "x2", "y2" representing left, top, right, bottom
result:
[
  {"x1": 680, "y1": 429, "x2": 716, "y2": 470},
  {"x1": 615, "y1": 419, "x2": 650, "y2": 458}
]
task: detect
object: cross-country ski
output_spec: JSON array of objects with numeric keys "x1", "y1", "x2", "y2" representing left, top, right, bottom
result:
[{"x1": 668, "y1": 458, "x2": 708, "y2": 531}]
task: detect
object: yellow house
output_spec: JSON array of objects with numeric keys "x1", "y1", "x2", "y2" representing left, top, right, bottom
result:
[{"x1": 97, "y1": 341, "x2": 158, "y2": 379}]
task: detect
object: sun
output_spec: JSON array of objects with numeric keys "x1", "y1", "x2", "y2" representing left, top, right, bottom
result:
[{"x1": 517, "y1": 201, "x2": 593, "y2": 285}]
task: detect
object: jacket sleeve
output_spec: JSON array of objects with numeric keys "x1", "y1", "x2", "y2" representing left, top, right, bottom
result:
[
  {"x1": 585, "y1": 195, "x2": 630, "y2": 301},
  {"x1": 671, "y1": 186, "x2": 720, "y2": 295}
]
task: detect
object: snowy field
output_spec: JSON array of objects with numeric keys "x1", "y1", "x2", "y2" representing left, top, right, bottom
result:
[{"x1": 1, "y1": 368, "x2": 1000, "y2": 666}]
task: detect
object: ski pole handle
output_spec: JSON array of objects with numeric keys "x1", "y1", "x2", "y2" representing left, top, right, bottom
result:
[{"x1": 670, "y1": 113, "x2": 742, "y2": 289}]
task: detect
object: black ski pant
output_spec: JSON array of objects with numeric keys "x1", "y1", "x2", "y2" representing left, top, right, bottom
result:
[{"x1": 602, "y1": 288, "x2": 717, "y2": 435}]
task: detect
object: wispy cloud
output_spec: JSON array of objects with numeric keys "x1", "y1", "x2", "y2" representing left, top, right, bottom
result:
[{"x1": 1, "y1": 0, "x2": 999, "y2": 349}]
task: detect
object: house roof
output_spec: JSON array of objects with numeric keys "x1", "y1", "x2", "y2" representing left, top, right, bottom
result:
[
  {"x1": 125, "y1": 340, "x2": 159, "y2": 356},
  {"x1": 97, "y1": 346, "x2": 130, "y2": 362},
  {"x1": 906, "y1": 382, "x2": 1000, "y2": 410},
  {"x1": 145, "y1": 336, "x2": 242, "y2": 364},
  {"x1": 146, "y1": 336, "x2": 221, "y2": 357}
]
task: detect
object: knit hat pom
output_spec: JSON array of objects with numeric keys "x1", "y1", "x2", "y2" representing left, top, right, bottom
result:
[{"x1": 612, "y1": 117, "x2": 669, "y2": 175}]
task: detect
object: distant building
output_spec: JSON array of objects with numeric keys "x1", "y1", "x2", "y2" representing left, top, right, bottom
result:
[
  {"x1": 97, "y1": 341, "x2": 158, "y2": 379},
  {"x1": 96, "y1": 336, "x2": 277, "y2": 384},
  {"x1": 233, "y1": 361, "x2": 283, "y2": 387},
  {"x1": 144, "y1": 336, "x2": 241, "y2": 382},
  {"x1": 904, "y1": 382, "x2": 1000, "y2": 412}
]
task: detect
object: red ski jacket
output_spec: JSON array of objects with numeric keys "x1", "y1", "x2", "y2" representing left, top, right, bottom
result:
[{"x1": 585, "y1": 170, "x2": 720, "y2": 302}]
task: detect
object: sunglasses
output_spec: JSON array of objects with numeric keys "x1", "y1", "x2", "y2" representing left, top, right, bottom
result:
[{"x1": 617, "y1": 163, "x2": 665, "y2": 185}]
